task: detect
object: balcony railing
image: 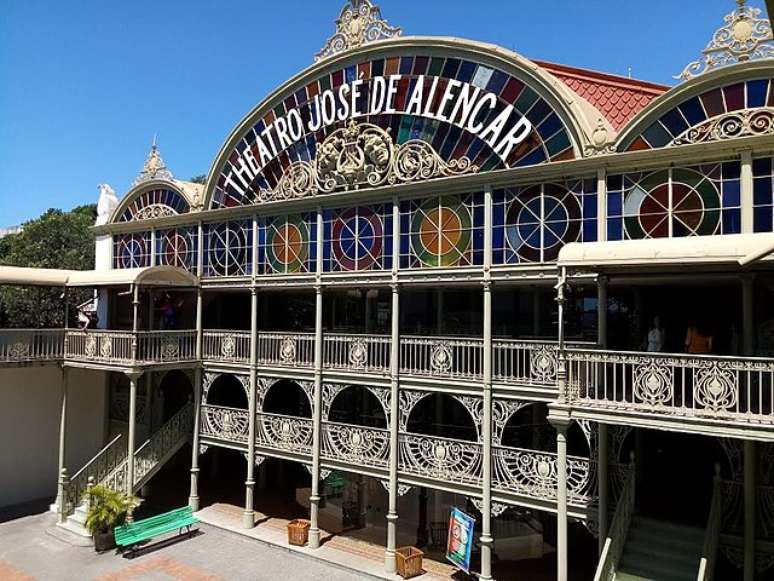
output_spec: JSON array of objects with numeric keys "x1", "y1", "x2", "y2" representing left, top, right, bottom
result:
[
  {"x1": 66, "y1": 330, "x2": 135, "y2": 363},
  {"x1": 565, "y1": 348, "x2": 774, "y2": 426},
  {"x1": 256, "y1": 332, "x2": 315, "y2": 368},
  {"x1": 321, "y1": 421, "x2": 390, "y2": 469},
  {"x1": 400, "y1": 336, "x2": 483, "y2": 380},
  {"x1": 256, "y1": 411, "x2": 313, "y2": 456},
  {"x1": 0, "y1": 329, "x2": 64, "y2": 363},
  {"x1": 200, "y1": 404, "x2": 249, "y2": 444},
  {"x1": 324, "y1": 333, "x2": 391, "y2": 374},
  {"x1": 204, "y1": 330, "x2": 251, "y2": 364},
  {"x1": 398, "y1": 433, "x2": 483, "y2": 486}
]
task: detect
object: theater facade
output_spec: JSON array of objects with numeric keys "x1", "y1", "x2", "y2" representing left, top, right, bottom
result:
[{"x1": 3, "y1": 1, "x2": 774, "y2": 579}]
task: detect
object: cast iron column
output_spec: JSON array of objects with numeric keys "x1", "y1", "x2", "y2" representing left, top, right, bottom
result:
[
  {"x1": 56, "y1": 366, "x2": 69, "y2": 523},
  {"x1": 189, "y1": 287, "x2": 203, "y2": 511},
  {"x1": 244, "y1": 286, "x2": 259, "y2": 528},
  {"x1": 309, "y1": 283, "x2": 323, "y2": 548},
  {"x1": 598, "y1": 423, "x2": 608, "y2": 554},
  {"x1": 385, "y1": 281, "x2": 400, "y2": 573}
]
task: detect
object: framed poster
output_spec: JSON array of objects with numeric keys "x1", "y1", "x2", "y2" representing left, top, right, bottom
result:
[{"x1": 446, "y1": 507, "x2": 475, "y2": 573}]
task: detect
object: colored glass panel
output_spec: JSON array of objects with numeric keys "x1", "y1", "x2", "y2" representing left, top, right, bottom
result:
[
  {"x1": 113, "y1": 232, "x2": 152, "y2": 269},
  {"x1": 119, "y1": 188, "x2": 190, "y2": 222},
  {"x1": 323, "y1": 205, "x2": 393, "y2": 272},
  {"x1": 155, "y1": 227, "x2": 198, "y2": 272},
  {"x1": 204, "y1": 220, "x2": 252, "y2": 277},
  {"x1": 753, "y1": 157, "x2": 774, "y2": 232},
  {"x1": 259, "y1": 213, "x2": 316, "y2": 274}
]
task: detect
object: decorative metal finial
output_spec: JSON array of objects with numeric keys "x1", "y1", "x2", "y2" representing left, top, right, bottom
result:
[
  {"x1": 315, "y1": 0, "x2": 402, "y2": 62},
  {"x1": 675, "y1": 0, "x2": 774, "y2": 81},
  {"x1": 133, "y1": 138, "x2": 174, "y2": 186}
]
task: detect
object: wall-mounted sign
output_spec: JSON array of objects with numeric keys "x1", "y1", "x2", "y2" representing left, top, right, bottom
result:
[{"x1": 446, "y1": 507, "x2": 476, "y2": 573}]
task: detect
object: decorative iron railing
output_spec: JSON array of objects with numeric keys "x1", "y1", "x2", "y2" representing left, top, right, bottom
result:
[
  {"x1": 398, "y1": 433, "x2": 483, "y2": 486},
  {"x1": 0, "y1": 329, "x2": 64, "y2": 363},
  {"x1": 594, "y1": 461, "x2": 635, "y2": 581},
  {"x1": 493, "y1": 340, "x2": 561, "y2": 387},
  {"x1": 64, "y1": 433, "x2": 125, "y2": 514},
  {"x1": 203, "y1": 330, "x2": 251, "y2": 364},
  {"x1": 492, "y1": 445, "x2": 595, "y2": 505},
  {"x1": 321, "y1": 421, "x2": 390, "y2": 469},
  {"x1": 200, "y1": 404, "x2": 250, "y2": 443},
  {"x1": 103, "y1": 402, "x2": 193, "y2": 494},
  {"x1": 257, "y1": 332, "x2": 315, "y2": 368},
  {"x1": 566, "y1": 349, "x2": 774, "y2": 424},
  {"x1": 136, "y1": 330, "x2": 197, "y2": 363},
  {"x1": 399, "y1": 336, "x2": 483, "y2": 380},
  {"x1": 66, "y1": 330, "x2": 134, "y2": 363},
  {"x1": 256, "y1": 411, "x2": 314, "y2": 455},
  {"x1": 323, "y1": 334, "x2": 391, "y2": 374}
]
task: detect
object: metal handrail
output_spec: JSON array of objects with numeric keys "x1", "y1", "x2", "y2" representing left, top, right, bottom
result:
[
  {"x1": 594, "y1": 457, "x2": 636, "y2": 581},
  {"x1": 697, "y1": 466, "x2": 722, "y2": 581}
]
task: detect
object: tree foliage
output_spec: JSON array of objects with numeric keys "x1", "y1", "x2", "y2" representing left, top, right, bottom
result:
[
  {"x1": 189, "y1": 175, "x2": 206, "y2": 184},
  {"x1": 0, "y1": 204, "x2": 97, "y2": 328}
]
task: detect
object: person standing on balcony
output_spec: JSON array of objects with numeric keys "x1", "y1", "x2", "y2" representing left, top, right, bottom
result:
[
  {"x1": 685, "y1": 320, "x2": 713, "y2": 354},
  {"x1": 645, "y1": 316, "x2": 666, "y2": 352}
]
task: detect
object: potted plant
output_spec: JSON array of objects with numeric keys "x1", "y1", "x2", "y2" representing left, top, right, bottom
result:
[{"x1": 84, "y1": 484, "x2": 137, "y2": 552}]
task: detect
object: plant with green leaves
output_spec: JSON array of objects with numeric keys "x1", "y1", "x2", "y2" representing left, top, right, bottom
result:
[{"x1": 83, "y1": 484, "x2": 138, "y2": 535}]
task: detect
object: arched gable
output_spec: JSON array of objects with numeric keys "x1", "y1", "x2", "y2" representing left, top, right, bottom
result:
[
  {"x1": 616, "y1": 61, "x2": 774, "y2": 152},
  {"x1": 110, "y1": 180, "x2": 192, "y2": 224},
  {"x1": 204, "y1": 37, "x2": 608, "y2": 210}
]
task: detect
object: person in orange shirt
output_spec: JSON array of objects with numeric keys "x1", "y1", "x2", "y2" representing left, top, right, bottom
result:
[{"x1": 685, "y1": 321, "x2": 713, "y2": 354}]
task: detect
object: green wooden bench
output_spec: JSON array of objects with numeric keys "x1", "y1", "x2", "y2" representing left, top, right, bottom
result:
[{"x1": 114, "y1": 506, "x2": 198, "y2": 555}]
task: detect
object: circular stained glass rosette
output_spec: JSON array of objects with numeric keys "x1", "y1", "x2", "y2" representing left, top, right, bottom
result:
[
  {"x1": 505, "y1": 184, "x2": 581, "y2": 262},
  {"x1": 623, "y1": 169, "x2": 720, "y2": 239},
  {"x1": 160, "y1": 231, "x2": 193, "y2": 268},
  {"x1": 332, "y1": 207, "x2": 384, "y2": 271},
  {"x1": 267, "y1": 215, "x2": 310, "y2": 273},
  {"x1": 410, "y1": 196, "x2": 472, "y2": 267},
  {"x1": 209, "y1": 224, "x2": 247, "y2": 275},
  {"x1": 118, "y1": 236, "x2": 148, "y2": 269}
]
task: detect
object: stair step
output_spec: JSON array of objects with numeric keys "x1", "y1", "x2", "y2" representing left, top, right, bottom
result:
[
  {"x1": 631, "y1": 516, "x2": 705, "y2": 540},
  {"x1": 624, "y1": 530, "x2": 702, "y2": 559},
  {"x1": 57, "y1": 518, "x2": 91, "y2": 539},
  {"x1": 621, "y1": 544, "x2": 700, "y2": 571},
  {"x1": 615, "y1": 573, "x2": 655, "y2": 581}
]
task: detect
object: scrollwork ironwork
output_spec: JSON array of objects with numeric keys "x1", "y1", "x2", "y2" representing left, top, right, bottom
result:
[
  {"x1": 315, "y1": 0, "x2": 402, "y2": 62},
  {"x1": 672, "y1": 109, "x2": 774, "y2": 146}
]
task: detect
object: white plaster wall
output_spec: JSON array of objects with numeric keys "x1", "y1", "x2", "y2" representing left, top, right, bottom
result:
[{"x1": 0, "y1": 366, "x2": 107, "y2": 508}]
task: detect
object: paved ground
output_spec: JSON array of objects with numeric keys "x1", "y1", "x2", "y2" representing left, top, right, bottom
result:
[{"x1": 0, "y1": 511, "x2": 366, "y2": 581}]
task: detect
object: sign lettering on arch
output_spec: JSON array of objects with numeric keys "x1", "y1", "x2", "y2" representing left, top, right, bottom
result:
[{"x1": 212, "y1": 54, "x2": 576, "y2": 209}]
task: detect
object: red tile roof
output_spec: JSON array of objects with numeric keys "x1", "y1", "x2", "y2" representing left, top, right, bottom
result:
[{"x1": 535, "y1": 60, "x2": 670, "y2": 131}]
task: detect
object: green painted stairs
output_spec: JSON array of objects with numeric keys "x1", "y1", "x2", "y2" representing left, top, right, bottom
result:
[{"x1": 615, "y1": 516, "x2": 704, "y2": 581}]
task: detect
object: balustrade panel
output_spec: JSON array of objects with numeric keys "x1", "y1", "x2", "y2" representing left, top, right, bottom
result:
[
  {"x1": 200, "y1": 404, "x2": 249, "y2": 443},
  {"x1": 493, "y1": 340, "x2": 561, "y2": 386},
  {"x1": 0, "y1": 329, "x2": 64, "y2": 362},
  {"x1": 65, "y1": 330, "x2": 134, "y2": 363},
  {"x1": 136, "y1": 330, "x2": 197, "y2": 363},
  {"x1": 566, "y1": 349, "x2": 774, "y2": 423},
  {"x1": 257, "y1": 411, "x2": 313, "y2": 455},
  {"x1": 398, "y1": 433, "x2": 482, "y2": 486},
  {"x1": 399, "y1": 336, "x2": 483, "y2": 380},
  {"x1": 323, "y1": 334, "x2": 390, "y2": 373},
  {"x1": 257, "y1": 332, "x2": 315, "y2": 368},
  {"x1": 203, "y1": 330, "x2": 251, "y2": 364},
  {"x1": 321, "y1": 421, "x2": 390, "y2": 468}
]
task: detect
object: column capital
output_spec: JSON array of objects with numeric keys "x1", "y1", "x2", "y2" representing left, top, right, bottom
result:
[
  {"x1": 124, "y1": 370, "x2": 144, "y2": 381},
  {"x1": 481, "y1": 279, "x2": 493, "y2": 291},
  {"x1": 547, "y1": 406, "x2": 572, "y2": 431}
]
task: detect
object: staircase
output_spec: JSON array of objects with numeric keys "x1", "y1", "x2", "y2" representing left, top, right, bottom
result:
[
  {"x1": 58, "y1": 402, "x2": 193, "y2": 538},
  {"x1": 615, "y1": 517, "x2": 704, "y2": 581}
]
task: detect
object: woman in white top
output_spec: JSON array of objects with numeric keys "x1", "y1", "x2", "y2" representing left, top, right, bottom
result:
[{"x1": 646, "y1": 316, "x2": 666, "y2": 352}]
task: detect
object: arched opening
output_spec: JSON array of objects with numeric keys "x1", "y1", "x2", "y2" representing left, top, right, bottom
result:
[
  {"x1": 262, "y1": 379, "x2": 311, "y2": 417},
  {"x1": 328, "y1": 386, "x2": 386, "y2": 428},
  {"x1": 156, "y1": 370, "x2": 193, "y2": 423},
  {"x1": 206, "y1": 374, "x2": 248, "y2": 409},
  {"x1": 500, "y1": 403, "x2": 589, "y2": 457},
  {"x1": 405, "y1": 393, "x2": 477, "y2": 441},
  {"x1": 199, "y1": 447, "x2": 248, "y2": 509}
]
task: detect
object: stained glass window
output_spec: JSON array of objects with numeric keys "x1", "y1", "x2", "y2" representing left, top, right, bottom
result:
[
  {"x1": 211, "y1": 52, "x2": 575, "y2": 208},
  {"x1": 606, "y1": 162, "x2": 741, "y2": 240},
  {"x1": 258, "y1": 213, "x2": 317, "y2": 274},
  {"x1": 155, "y1": 227, "x2": 198, "y2": 272},
  {"x1": 621, "y1": 78, "x2": 774, "y2": 151},
  {"x1": 119, "y1": 188, "x2": 190, "y2": 222},
  {"x1": 753, "y1": 157, "x2": 774, "y2": 232},
  {"x1": 493, "y1": 179, "x2": 597, "y2": 264},
  {"x1": 113, "y1": 232, "x2": 152, "y2": 269},
  {"x1": 400, "y1": 194, "x2": 484, "y2": 268},
  {"x1": 323, "y1": 205, "x2": 392, "y2": 272},
  {"x1": 204, "y1": 221, "x2": 253, "y2": 277}
]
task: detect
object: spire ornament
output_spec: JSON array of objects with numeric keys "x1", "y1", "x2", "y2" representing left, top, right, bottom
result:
[
  {"x1": 133, "y1": 139, "x2": 174, "y2": 185},
  {"x1": 315, "y1": 0, "x2": 402, "y2": 62},
  {"x1": 675, "y1": 0, "x2": 774, "y2": 81}
]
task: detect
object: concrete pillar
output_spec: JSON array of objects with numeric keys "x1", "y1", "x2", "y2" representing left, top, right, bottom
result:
[
  {"x1": 244, "y1": 287, "x2": 259, "y2": 528},
  {"x1": 744, "y1": 439, "x2": 756, "y2": 581},
  {"x1": 309, "y1": 283, "x2": 323, "y2": 548},
  {"x1": 385, "y1": 282, "x2": 400, "y2": 573},
  {"x1": 597, "y1": 275, "x2": 608, "y2": 348},
  {"x1": 56, "y1": 367, "x2": 69, "y2": 523},
  {"x1": 598, "y1": 423, "x2": 609, "y2": 554}
]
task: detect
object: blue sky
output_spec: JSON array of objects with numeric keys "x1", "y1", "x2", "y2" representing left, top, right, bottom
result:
[{"x1": 0, "y1": 0, "x2": 763, "y2": 225}]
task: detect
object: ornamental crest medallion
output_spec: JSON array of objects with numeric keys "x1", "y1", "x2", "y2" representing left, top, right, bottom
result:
[
  {"x1": 633, "y1": 359, "x2": 673, "y2": 406},
  {"x1": 430, "y1": 342, "x2": 454, "y2": 374},
  {"x1": 279, "y1": 336, "x2": 297, "y2": 364},
  {"x1": 316, "y1": 0, "x2": 402, "y2": 62},
  {"x1": 694, "y1": 362, "x2": 738, "y2": 413},
  {"x1": 8, "y1": 341, "x2": 30, "y2": 360},
  {"x1": 348, "y1": 338, "x2": 369, "y2": 368}
]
